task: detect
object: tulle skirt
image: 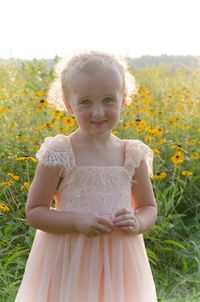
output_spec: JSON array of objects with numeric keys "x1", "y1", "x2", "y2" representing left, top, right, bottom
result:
[{"x1": 15, "y1": 228, "x2": 157, "y2": 302}]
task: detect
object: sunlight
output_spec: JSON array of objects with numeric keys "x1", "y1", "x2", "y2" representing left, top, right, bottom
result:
[{"x1": 1, "y1": 0, "x2": 200, "y2": 59}]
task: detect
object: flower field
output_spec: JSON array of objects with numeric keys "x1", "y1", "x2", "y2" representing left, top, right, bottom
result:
[{"x1": 0, "y1": 58, "x2": 200, "y2": 301}]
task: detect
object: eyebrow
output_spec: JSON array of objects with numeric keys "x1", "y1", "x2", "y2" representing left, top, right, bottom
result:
[{"x1": 78, "y1": 93, "x2": 116, "y2": 100}]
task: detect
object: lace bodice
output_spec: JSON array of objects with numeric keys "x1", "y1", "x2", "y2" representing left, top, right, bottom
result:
[{"x1": 36, "y1": 134, "x2": 154, "y2": 215}]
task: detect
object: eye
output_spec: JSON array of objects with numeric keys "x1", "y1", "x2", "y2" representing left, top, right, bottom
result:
[
  {"x1": 79, "y1": 99, "x2": 91, "y2": 105},
  {"x1": 103, "y1": 97, "x2": 114, "y2": 104}
]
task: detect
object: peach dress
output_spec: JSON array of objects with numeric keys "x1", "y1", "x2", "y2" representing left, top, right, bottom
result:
[{"x1": 15, "y1": 134, "x2": 157, "y2": 302}]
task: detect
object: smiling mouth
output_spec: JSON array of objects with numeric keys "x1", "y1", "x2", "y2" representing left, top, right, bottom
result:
[{"x1": 91, "y1": 121, "x2": 108, "y2": 126}]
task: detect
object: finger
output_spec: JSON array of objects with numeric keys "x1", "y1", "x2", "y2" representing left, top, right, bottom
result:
[
  {"x1": 114, "y1": 219, "x2": 137, "y2": 227},
  {"x1": 98, "y1": 216, "x2": 114, "y2": 227},
  {"x1": 113, "y1": 214, "x2": 134, "y2": 223},
  {"x1": 113, "y1": 208, "x2": 131, "y2": 217},
  {"x1": 95, "y1": 225, "x2": 112, "y2": 234},
  {"x1": 121, "y1": 226, "x2": 137, "y2": 234}
]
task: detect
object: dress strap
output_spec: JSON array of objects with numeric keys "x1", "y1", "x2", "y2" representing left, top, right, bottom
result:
[{"x1": 65, "y1": 136, "x2": 76, "y2": 167}]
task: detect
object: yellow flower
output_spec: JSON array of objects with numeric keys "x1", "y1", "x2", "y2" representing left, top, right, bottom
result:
[
  {"x1": 144, "y1": 134, "x2": 154, "y2": 140},
  {"x1": 34, "y1": 90, "x2": 46, "y2": 97},
  {"x1": 182, "y1": 171, "x2": 193, "y2": 176},
  {"x1": 17, "y1": 134, "x2": 28, "y2": 141},
  {"x1": 187, "y1": 139, "x2": 197, "y2": 145},
  {"x1": 7, "y1": 173, "x2": 20, "y2": 181},
  {"x1": 152, "y1": 172, "x2": 167, "y2": 180},
  {"x1": 53, "y1": 110, "x2": 63, "y2": 118},
  {"x1": 170, "y1": 144, "x2": 187, "y2": 153},
  {"x1": 16, "y1": 156, "x2": 37, "y2": 162},
  {"x1": 0, "y1": 203, "x2": 10, "y2": 212},
  {"x1": 171, "y1": 152, "x2": 184, "y2": 164},
  {"x1": 0, "y1": 181, "x2": 13, "y2": 187},
  {"x1": 21, "y1": 182, "x2": 30, "y2": 190},
  {"x1": 168, "y1": 117, "x2": 179, "y2": 124},
  {"x1": 180, "y1": 125, "x2": 190, "y2": 129},
  {"x1": 0, "y1": 106, "x2": 3, "y2": 113},
  {"x1": 112, "y1": 130, "x2": 118, "y2": 135},
  {"x1": 190, "y1": 153, "x2": 200, "y2": 159},
  {"x1": 143, "y1": 98, "x2": 151, "y2": 105},
  {"x1": 62, "y1": 117, "x2": 76, "y2": 127},
  {"x1": 146, "y1": 126, "x2": 164, "y2": 137},
  {"x1": 152, "y1": 148, "x2": 160, "y2": 155},
  {"x1": 9, "y1": 123, "x2": 17, "y2": 129},
  {"x1": 36, "y1": 99, "x2": 48, "y2": 106},
  {"x1": 155, "y1": 138, "x2": 166, "y2": 146}
]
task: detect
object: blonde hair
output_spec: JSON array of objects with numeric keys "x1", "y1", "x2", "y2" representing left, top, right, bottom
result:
[{"x1": 48, "y1": 50, "x2": 136, "y2": 111}]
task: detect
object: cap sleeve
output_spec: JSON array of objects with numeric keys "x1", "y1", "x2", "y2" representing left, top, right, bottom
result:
[
  {"x1": 125, "y1": 139, "x2": 154, "y2": 177},
  {"x1": 36, "y1": 134, "x2": 70, "y2": 176}
]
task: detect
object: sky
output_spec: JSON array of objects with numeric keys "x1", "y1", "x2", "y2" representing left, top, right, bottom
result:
[{"x1": 0, "y1": 0, "x2": 200, "y2": 59}]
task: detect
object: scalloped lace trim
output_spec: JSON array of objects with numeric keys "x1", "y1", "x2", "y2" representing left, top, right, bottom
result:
[{"x1": 35, "y1": 135, "x2": 153, "y2": 178}]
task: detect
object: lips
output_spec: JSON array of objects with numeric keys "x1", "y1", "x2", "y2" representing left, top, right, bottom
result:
[{"x1": 91, "y1": 121, "x2": 107, "y2": 126}]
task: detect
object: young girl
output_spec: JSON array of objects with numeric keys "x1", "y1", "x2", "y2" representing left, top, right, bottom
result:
[{"x1": 15, "y1": 51, "x2": 158, "y2": 302}]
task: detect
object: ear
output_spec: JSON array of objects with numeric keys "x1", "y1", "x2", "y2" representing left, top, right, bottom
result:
[{"x1": 121, "y1": 95, "x2": 127, "y2": 112}]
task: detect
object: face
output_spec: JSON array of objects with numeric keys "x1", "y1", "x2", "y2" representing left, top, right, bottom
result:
[{"x1": 64, "y1": 67, "x2": 126, "y2": 137}]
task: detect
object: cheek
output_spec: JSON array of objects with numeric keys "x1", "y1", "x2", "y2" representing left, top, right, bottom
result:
[
  {"x1": 108, "y1": 105, "x2": 121, "y2": 117},
  {"x1": 74, "y1": 108, "x2": 90, "y2": 121}
]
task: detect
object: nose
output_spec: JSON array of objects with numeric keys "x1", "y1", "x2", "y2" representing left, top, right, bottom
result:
[{"x1": 92, "y1": 104, "x2": 105, "y2": 117}]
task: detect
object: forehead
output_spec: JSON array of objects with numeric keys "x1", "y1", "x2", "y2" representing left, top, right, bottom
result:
[{"x1": 69, "y1": 67, "x2": 123, "y2": 98}]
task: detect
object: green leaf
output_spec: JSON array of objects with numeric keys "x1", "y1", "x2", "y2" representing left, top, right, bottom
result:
[{"x1": 163, "y1": 239, "x2": 186, "y2": 250}]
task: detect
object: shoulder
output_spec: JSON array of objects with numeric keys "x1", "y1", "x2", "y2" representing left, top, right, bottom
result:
[
  {"x1": 38, "y1": 134, "x2": 68, "y2": 152},
  {"x1": 125, "y1": 139, "x2": 154, "y2": 177},
  {"x1": 126, "y1": 139, "x2": 153, "y2": 156},
  {"x1": 36, "y1": 134, "x2": 71, "y2": 169}
]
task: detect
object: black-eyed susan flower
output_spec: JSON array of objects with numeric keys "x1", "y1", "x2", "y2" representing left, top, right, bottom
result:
[
  {"x1": 20, "y1": 182, "x2": 30, "y2": 190},
  {"x1": 53, "y1": 110, "x2": 63, "y2": 118},
  {"x1": 170, "y1": 144, "x2": 188, "y2": 153},
  {"x1": 9, "y1": 122, "x2": 17, "y2": 129},
  {"x1": 190, "y1": 153, "x2": 200, "y2": 159},
  {"x1": 7, "y1": 172, "x2": 19, "y2": 181},
  {"x1": 187, "y1": 139, "x2": 197, "y2": 145},
  {"x1": 152, "y1": 172, "x2": 167, "y2": 180},
  {"x1": 17, "y1": 134, "x2": 28, "y2": 141},
  {"x1": 152, "y1": 148, "x2": 160, "y2": 155},
  {"x1": 0, "y1": 181, "x2": 13, "y2": 187},
  {"x1": 182, "y1": 171, "x2": 193, "y2": 176},
  {"x1": 16, "y1": 156, "x2": 37, "y2": 162},
  {"x1": 0, "y1": 203, "x2": 10, "y2": 213},
  {"x1": 155, "y1": 138, "x2": 166, "y2": 146},
  {"x1": 171, "y1": 152, "x2": 185, "y2": 164},
  {"x1": 168, "y1": 117, "x2": 179, "y2": 124},
  {"x1": 62, "y1": 117, "x2": 76, "y2": 127},
  {"x1": 33, "y1": 90, "x2": 46, "y2": 98}
]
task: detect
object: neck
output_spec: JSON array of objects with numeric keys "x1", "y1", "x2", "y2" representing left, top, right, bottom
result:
[{"x1": 71, "y1": 128, "x2": 114, "y2": 146}]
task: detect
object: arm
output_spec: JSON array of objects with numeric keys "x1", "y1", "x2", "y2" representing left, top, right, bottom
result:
[
  {"x1": 25, "y1": 163, "x2": 81, "y2": 234},
  {"x1": 131, "y1": 159, "x2": 157, "y2": 234},
  {"x1": 26, "y1": 163, "x2": 114, "y2": 236}
]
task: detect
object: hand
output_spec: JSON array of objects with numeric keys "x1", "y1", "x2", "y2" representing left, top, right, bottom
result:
[
  {"x1": 75, "y1": 212, "x2": 114, "y2": 237},
  {"x1": 112, "y1": 208, "x2": 139, "y2": 235}
]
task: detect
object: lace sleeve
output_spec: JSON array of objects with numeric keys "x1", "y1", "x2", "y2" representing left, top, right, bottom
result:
[
  {"x1": 36, "y1": 134, "x2": 69, "y2": 176},
  {"x1": 125, "y1": 139, "x2": 154, "y2": 177}
]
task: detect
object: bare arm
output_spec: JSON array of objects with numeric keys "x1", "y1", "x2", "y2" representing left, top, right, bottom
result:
[
  {"x1": 131, "y1": 159, "x2": 157, "y2": 234},
  {"x1": 26, "y1": 163, "x2": 113, "y2": 236},
  {"x1": 25, "y1": 163, "x2": 81, "y2": 234}
]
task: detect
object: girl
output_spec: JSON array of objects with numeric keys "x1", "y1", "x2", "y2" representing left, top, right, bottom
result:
[{"x1": 15, "y1": 51, "x2": 158, "y2": 302}]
